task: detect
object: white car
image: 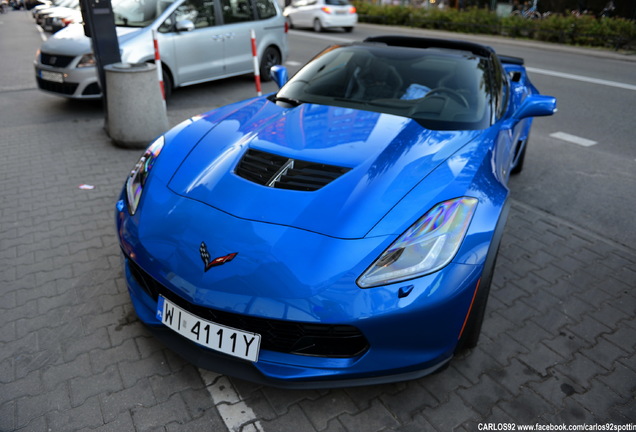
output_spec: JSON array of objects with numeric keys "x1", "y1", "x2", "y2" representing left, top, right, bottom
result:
[
  {"x1": 284, "y1": 0, "x2": 357, "y2": 33},
  {"x1": 34, "y1": 0, "x2": 288, "y2": 99}
]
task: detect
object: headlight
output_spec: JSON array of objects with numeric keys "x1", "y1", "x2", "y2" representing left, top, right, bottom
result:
[
  {"x1": 77, "y1": 53, "x2": 96, "y2": 68},
  {"x1": 126, "y1": 136, "x2": 164, "y2": 215},
  {"x1": 357, "y1": 197, "x2": 478, "y2": 288}
]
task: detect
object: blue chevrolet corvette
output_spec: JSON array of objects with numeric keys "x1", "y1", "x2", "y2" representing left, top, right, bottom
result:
[{"x1": 116, "y1": 36, "x2": 556, "y2": 388}]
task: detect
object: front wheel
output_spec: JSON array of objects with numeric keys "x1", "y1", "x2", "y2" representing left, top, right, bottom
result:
[
  {"x1": 260, "y1": 46, "x2": 281, "y2": 82},
  {"x1": 455, "y1": 244, "x2": 500, "y2": 352}
]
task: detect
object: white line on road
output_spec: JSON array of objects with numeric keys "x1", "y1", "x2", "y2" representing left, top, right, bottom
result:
[
  {"x1": 201, "y1": 370, "x2": 265, "y2": 432},
  {"x1": 550, "y1": 132, "x2": 598, "y2": 147},
  {"x1": 527, "y1": 67, "x2": 636, "y2": 91}
]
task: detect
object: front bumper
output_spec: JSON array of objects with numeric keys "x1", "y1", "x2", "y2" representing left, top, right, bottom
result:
[
  {"x1": 115, "y1": 189, "x2": 485, "y2": 387},
  {"x1": 34, "y1": 61, "x2": 101, "y2": 99}
]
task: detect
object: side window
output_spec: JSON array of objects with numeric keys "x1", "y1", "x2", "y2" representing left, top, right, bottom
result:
[
  {"x1": 491, "y1": 56, "x2": 509, "y2": 120},
  {"x1": 158, "y1": 0, "x2": 215, "y2": 32},
  {"x1": 255, "y1": 0, "x2": 276, "y2": 19},
  {"x1": 221, "y1": 0, "x2": 255, "y2": 23}
]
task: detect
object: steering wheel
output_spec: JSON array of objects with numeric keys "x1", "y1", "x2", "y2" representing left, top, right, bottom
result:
[{"x1": 426, "y1": 88, "x2": 470, "y2": 108}]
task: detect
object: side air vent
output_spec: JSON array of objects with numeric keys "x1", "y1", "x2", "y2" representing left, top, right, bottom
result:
[{"x1": 235, "y1": 149, "x2": 350, "y2": 192}]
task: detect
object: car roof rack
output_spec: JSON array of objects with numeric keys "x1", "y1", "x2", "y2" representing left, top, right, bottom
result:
[{"x1": 363, "y1": 36, "x2": 494, "y2": 58}]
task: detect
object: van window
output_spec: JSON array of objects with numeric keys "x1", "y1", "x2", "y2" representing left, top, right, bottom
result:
[
  {"x1": 159, "y1": 0, "x2": 216, "y2": 31},
  {"x1": 221, "y1": 0, "x2": 255, "y2": 23},
  {"x1": 255, "y1": 0, "x2": 276, "y2": 19},
  {"x1": 113, "y1": 0, "x2": 177, "y2": 27}
]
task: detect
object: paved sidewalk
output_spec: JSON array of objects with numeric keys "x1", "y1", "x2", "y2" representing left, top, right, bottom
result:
[{"x1": 1, "y1": 9, "x2": 635, "y2": 432}]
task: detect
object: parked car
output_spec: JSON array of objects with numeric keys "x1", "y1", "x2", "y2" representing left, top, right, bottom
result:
[
  {"x1": 33, "y1": 0, "x2": 77, "y2": 26},
  {"x1": 42, "y1": 6, "x2": 81, "y2": 32},
  {"x1": 284, "y1": 0, "x2": 356, "y2": 32},
  {"x1": 34, "y1": 0, "x2": 288, "y2": 99},
  {"x1": 115, "y1": 36, "x2": 556, "y2": 388}
]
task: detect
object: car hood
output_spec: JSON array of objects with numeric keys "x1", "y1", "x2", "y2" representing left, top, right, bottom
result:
[
  {"x1": 41, "y1": 23, "x2": 143, "y2": 56},
  {"x1": 167, "y1": 99, "x2": 482, "y2": 239}
]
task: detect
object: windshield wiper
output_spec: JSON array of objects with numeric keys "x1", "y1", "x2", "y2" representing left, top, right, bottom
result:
[{"x1": 271, "y1": 96, "x2": 303, "y2": 107}]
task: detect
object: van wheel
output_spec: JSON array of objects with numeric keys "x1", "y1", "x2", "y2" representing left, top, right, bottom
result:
[
  {"x1": 313, "y1": 18, "x2": 323, "y2": 32},
  {"x1": 161, "y1": 66, "x2": 173, "y2": 100},
  {"x1": 260, "y1": 46, "x2": 281, "y2": 82}
]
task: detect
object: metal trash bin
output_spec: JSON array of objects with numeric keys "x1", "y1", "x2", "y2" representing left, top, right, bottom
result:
[{"x1": 104, "y1": 62, "x2": 169, "y2": 149}]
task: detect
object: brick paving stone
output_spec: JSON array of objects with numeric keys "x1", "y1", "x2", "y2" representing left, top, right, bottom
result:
[
  {"x1": 131, "y1": 393, "x2": 191, "y2": 432},
  {"x1": 379, "y1": 381, "x2": 438, "y2": 423},
  {"x1": 499, "y1": 387, "x2": 557, "y2": 423},
  {"x1": 300, "y1": 392, "x2": 359, "y2": 430},
  {"x1": 421, "y1": 393, "x2": 479, "y2": 431},
  {"x1": 260, "y1": 404, "x2": 316, "y2": 432},
  {"x1": 338, "y1": 399, "x2": 400, "y2": 432},
  {"x1": 101, "y1": 378, "x2": 157, "y2": 424},
  {"x1": 457, "y1": 374, "x2": 514, "y2": 417},
  {"x1": 47, "y1": 395, "x2": 104, "y2": 431}
]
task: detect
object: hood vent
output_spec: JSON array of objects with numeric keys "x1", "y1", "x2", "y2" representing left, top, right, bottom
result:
[{"x1": 235, "y1": 149, "x2": 350, "y2": 192}]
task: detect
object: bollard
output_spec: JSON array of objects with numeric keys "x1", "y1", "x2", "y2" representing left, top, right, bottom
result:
[{"x1": 104, "y1": 62, "x2": 169, "y2": 149}]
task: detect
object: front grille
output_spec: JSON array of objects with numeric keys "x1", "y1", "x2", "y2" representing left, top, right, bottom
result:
[
  {"x1": 36, "y1": 76, "x2": 78, "y2": 95},
  {"x1": 127, "y1": 256, "x2": 369, "y2": 358},
  {"x1": 235, "y1": 149, "x2": 350, "y2": 192},
  {"x1": 40, "y1": 52, "x2": 75, "y2": 68}
]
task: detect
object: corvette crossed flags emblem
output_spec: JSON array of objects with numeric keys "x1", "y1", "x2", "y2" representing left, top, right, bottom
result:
[{"x1": 199, "y1": 242, "x2": 237, "y2": 272}]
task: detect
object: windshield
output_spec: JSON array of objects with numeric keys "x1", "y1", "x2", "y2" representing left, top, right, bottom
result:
[
  {"x1": 112, "y1": 0, "x2": 177, "y2": 27},
  {"x1": 275, "y1": 44, "x2": 494, "y2": 130}
]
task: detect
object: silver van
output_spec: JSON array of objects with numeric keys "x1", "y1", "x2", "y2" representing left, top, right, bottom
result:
[{"x1": 34, "y1": 0, "x2": 288, "y2": 99}]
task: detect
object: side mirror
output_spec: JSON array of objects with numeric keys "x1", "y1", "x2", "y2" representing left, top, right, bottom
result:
[
  {"x1": 513, "y1": 94, "x2": 557, "y2": 120},
  {"x1": 270, "y1": 65, "x2": 288, "y2": 89},
  {"x1": 175, "y1": 19, "x2": 195, "y2": 32}
]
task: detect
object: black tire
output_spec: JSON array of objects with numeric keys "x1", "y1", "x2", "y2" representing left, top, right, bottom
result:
[
  {"x1": 259, "y1": 46, "x2": 281, "y2": 82},
  {"x1": 313, "y1": 18, "x2": 323, "y2": 33},
  {"x1": 455, "y1": 244, "x2": 500, "y2": 352},
  {"x1": 161, "y1": 66, "x2": 173, "y2": 100},
  {"x1": 344, "y1": 26, "x2": 353, "y2": 33},
  {"x1": 510, "y1": 140, "x2": 527, "y2": 175}
]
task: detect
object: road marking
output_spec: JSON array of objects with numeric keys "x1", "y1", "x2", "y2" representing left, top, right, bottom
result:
[
  {"x1": 527, "y1": 67, "x2": 636, "y2": 91},
  {"x1": 550, "y1": 132, "x2": 597, "y2": 147},
  {"x1": 37, "y1": 25, "x2": 47, "y2": 41},
  {"x1": 285, "y1": 60, "x2": 302, "y2": 66},
  {"x1": 200, "y1": 370, "x2": 265, "y2": 432},
  {"x1": 289, "y1": 29, "x2": 353, "y2": 43}
]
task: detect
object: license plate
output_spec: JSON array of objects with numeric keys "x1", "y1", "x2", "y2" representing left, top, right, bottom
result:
[
  {"x1": 156, "y1": 296, "x2": 261, "y2": 362},
  {"x1": 335, "y1": 10, "x2": 347, "y2": 14},
  {"x1": 39, "y1": 70, "x2": 64, "y2": 83}
]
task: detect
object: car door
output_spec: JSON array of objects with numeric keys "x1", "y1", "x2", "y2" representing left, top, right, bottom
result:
[
  {"x1": 159, "y1": 0, "x2": 225, "y2": 85},
  {"x1": 217, "y1": 0, "x2": 255, "y2": 76}
]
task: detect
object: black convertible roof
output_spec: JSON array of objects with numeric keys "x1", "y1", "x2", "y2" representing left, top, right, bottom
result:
[{"x1": 364, "y1": 36, "x2": 495, "y2": 58}]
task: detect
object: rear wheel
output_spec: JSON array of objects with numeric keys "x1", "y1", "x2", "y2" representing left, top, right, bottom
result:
[
  {"x1": 511, "y1": 139, "x2": 527, "y2": 175},
  {"x1": 344, "y1": 26, "x2": 353, "y2": 33},
  {"x1": 313, "y1": 18, "x2": 323, "y2": 32},
  {"x1": 260, "y1": 46, "x2": 281, "y2": 82}
]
